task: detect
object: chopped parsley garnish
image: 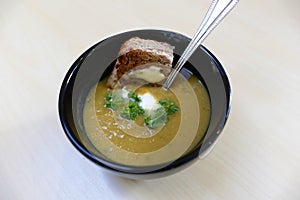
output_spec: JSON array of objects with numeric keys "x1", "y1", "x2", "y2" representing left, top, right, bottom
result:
[
  {"x1": 144, "y1": 100, "x2": 179, "y2": 129},
  {"x1": 104, "y1": 90, "x2": 179, "y2": 128},
  {"x1": 104, "y1": 91, "x2": 122, "y2": 110},
  {"x1": 104, "y1": 91, "x2": 145, "y2": 120},
  {"x1": 120, "y1": 91, "x2": 145, "y2": 120},
  {"x1": 144, "y1": 107, "x2": 168, "y2": 129},
  {"x1": 128, "y1": 91, "x2": 142, "y2": 103},
  {"x1": 158, "y1": 99, "x2": 179, "y2": 115},
  {"x1": 121, "y1": 101, "x2": 145, "y2": 120}
]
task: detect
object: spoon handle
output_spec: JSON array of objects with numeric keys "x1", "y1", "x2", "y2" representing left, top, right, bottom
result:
[{"x1": 163, "y1": 0, "x2": 239, "y2": 90}]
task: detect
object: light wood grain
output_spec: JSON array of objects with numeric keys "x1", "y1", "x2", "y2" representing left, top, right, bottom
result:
[{"x1": 1, "y1": 0, "x2": 300, "y2": 199}]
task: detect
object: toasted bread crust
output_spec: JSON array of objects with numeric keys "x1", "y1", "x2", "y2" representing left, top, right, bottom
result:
[{"x1": 107, "y1": 37, "x2": 174, "y2": 88}]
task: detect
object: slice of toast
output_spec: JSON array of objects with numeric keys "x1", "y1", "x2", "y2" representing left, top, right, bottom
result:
[{"x1": 107, "y1": 37, "x2": 174, "y2": 88}]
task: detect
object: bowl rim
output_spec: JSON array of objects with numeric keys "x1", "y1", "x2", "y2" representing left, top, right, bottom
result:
[{"x1": 58, "y1": 28, "x2": 232, "y2": 176}]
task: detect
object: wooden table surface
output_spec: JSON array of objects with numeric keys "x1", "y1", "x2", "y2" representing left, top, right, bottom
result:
[{"x1": 1, "y1": 0, "x2": 299, "y2": 199}]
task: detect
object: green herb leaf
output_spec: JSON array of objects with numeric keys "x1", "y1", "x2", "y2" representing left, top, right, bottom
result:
[
  {"x1": 159, "y1": 99, "x2": 179, "y2": 115},
  {"x1": 105, "y1": 90, "x2": 179, "y2": 128},
  {"x1": 128, "y1": 91, "x2": 141, "y2": 102},
  {"x1": 104, "y1": 91, "x2": 123, "y2": 110},
  {"x1": 144, "y1": 107, "x2": 168, "y2": 129},
  {"x1": 121, "y1": 102, "x2": 144, "y2": 120}
]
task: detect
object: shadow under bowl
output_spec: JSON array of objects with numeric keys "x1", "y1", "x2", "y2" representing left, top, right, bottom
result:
[{"x1": 58, "y1": 29, "x2": 231, "y2": 179}]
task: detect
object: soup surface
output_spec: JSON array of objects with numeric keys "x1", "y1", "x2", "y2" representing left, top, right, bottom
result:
[{"x1": 83, "y1": 72, "x2": 211, "y2": 166}]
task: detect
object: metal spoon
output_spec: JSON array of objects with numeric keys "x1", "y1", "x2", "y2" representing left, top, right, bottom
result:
[{"x1": 163, "y1": 0, "x2": 240, "y2": 90}]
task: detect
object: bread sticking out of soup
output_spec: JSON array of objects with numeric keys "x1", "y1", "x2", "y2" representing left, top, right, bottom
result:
[
  {"x1": 106, "y1": 37, "x2": 174, "y2": 89},
  {"x1": 83, "y1": 37, "x2": 211, "y2": 167}
]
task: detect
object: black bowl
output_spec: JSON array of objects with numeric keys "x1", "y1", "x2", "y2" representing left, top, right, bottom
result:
[{"x1": 58, "y1": 29, "x2": 231, "y2": 179}]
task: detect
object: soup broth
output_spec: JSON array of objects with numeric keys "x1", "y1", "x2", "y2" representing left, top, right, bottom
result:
[{"x1": 83, "y1": 71, "x2": 211, "y2": 166}]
